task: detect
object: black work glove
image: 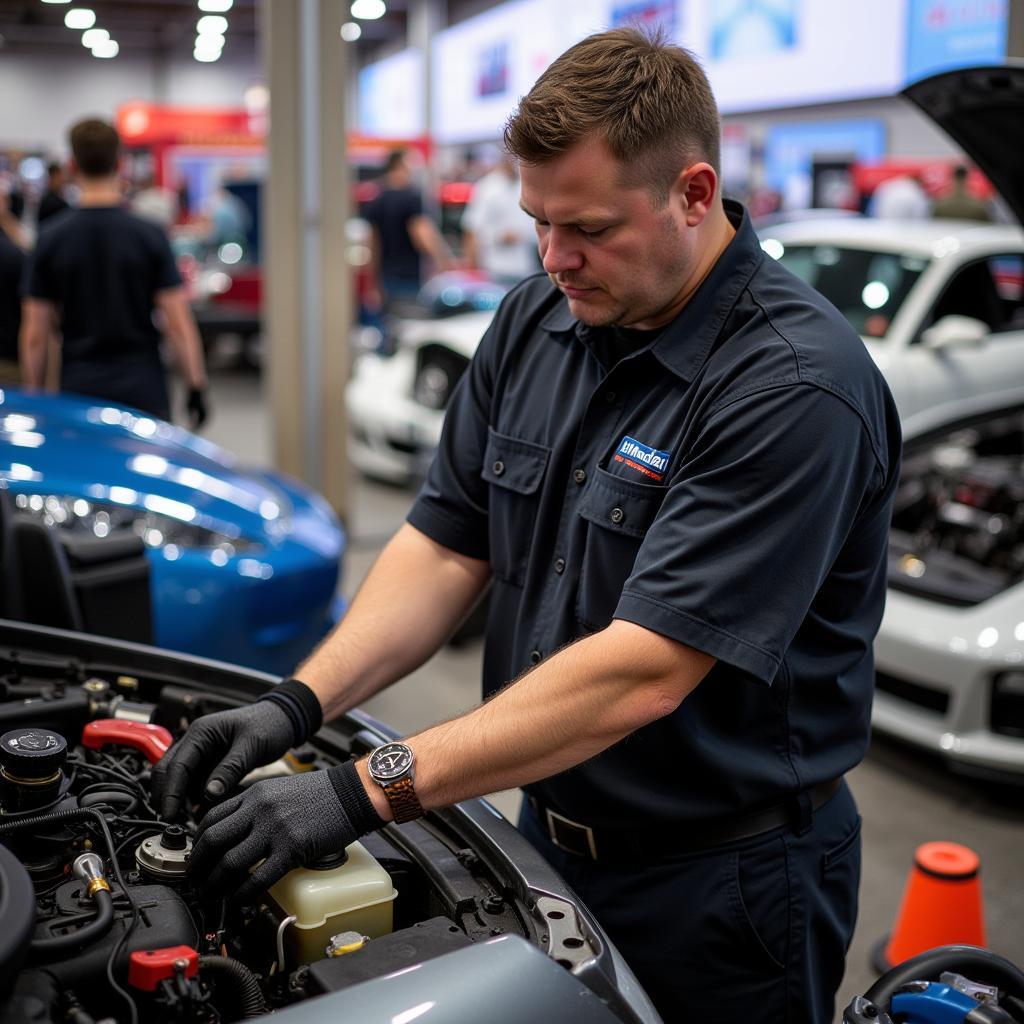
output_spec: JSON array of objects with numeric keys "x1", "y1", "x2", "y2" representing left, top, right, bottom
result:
[
  {"x1": 152, "y1": 678, "x2": 323, "y2": 821},
  {"x1": 185, "y1": 387, "x2": 208, "y2": 430},
  {"x1": 189, "y1": 760, "x2": 385, "y2": 902}
]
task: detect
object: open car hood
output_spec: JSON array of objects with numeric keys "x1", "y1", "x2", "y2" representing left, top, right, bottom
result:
[
  {"x1": 0, "y1": 621, "x2": 660, "y2": 1024},
  {"x1": 902, "y1": 63, "x2": 1024, "y2": 226}
]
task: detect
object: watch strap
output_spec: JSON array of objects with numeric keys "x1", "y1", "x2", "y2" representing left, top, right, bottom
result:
[{"x1": 382, "y1": 775, "x2": 424, "y2": 824}]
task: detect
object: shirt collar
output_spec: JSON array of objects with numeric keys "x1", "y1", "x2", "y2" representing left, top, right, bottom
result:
[{"x1": 538, "y1": 200, "x2": 764, "y2": 382}]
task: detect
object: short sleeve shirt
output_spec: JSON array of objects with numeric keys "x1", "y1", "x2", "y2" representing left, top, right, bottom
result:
[
  {"x1": 408, "y1": 201, "x2": 902, "y2": 826},
  {"x1": 364, "y1": 186, "x2": 424, "y2": 285},
  {"x1": 23, "y1": 206, "x2": 181, "y2": 368},
  {"x1": 0, "y1": 233, "x2": 25, "y2": 360}
]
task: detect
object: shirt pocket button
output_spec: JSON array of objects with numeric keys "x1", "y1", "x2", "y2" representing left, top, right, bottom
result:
[
  {"x1": 609, "y1": 507, "x2": 624, "y2": 525},
  {"x1": 492, "y1": 460, "x2": 505, "y2": 476}
]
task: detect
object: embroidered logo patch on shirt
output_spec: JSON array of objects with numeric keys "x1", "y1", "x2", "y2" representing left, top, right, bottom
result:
[{"x1": 613, "y1": 436, "x2": 671, "y2": 482}]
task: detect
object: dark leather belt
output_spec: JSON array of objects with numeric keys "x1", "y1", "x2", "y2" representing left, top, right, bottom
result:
[{"x1": 528, "y1": 777, "x2": 843, "y2": 863}]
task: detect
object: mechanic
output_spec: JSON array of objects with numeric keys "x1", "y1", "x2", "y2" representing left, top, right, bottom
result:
[
  {"x1": 155, "y1": 28, "x2": 901, "y2": 1024},
  {"x1": 20, "y1": 118, "x2": 209, "y2": 427}
]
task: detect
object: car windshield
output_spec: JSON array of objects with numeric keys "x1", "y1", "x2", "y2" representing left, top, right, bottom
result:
[{"x1": 763, "y1": 242, "x2": 928, "y2": 339}]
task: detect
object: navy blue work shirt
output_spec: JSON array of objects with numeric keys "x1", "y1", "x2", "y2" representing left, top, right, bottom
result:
[{"x1": 408, "y1": 201, "x2": 902, "y2": 827}]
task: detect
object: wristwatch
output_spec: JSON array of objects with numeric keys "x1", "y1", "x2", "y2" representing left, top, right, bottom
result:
[{"x1": 366, "y1": 742, "x2": 424, "y2": 824}]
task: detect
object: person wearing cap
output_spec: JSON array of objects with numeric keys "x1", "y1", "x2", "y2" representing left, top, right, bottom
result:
[{"x1": 154, "y1": 28, "x2": 900, "y2": 1024}]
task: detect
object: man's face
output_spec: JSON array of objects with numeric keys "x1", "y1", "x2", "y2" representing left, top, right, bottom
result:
[{"x1": 519, "y1": 136, "x2": 697, "y2": 330}]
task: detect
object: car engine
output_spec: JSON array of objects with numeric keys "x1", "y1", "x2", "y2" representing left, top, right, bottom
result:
[
  {"x1": 0, "y1": 660, "x2": 571, "y2": 1024},
  {"x1": 889, "y1": 408, "x2": 1024, "y2": 606}
]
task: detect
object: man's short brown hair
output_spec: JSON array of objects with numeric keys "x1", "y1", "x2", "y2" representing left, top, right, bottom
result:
[
  {"x1": 504, "y1": 27, "x2": 720, "y2": 204},
  {"x1": 69, "y1": 118, "x2": 121, "y2": 178}
]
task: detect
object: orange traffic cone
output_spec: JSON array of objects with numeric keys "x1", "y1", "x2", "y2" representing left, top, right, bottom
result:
[{"x1": 872, "y1": 841, "x2": 987, "y2": 973}]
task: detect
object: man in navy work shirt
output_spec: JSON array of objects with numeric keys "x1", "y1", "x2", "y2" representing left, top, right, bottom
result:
[{"x1": 155, "y1": 28, "x2": 901, "y2": 1024}]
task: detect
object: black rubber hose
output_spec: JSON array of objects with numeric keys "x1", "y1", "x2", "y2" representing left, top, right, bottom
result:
[
  {"x1": 78, "y1": 789, "x2": 139, "y2": 814},
  {"x1": 198, "y1": 955, "x2": 267, "y2": 1020},
  {"x1": 29, "y1": 889, "x2": 114, "y2": 957},
  {"x1": 0, "y1": 806, "x2": 139, "y2": 1024}
]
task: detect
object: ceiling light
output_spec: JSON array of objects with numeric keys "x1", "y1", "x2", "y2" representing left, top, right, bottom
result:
[
  {"x1": 197, "y1": 14, "x2": 228, "y2": 34},
  {"x1": 92, "y1": 38, "x2": 118, "y2": 58},
  {"x1": 350, "y1": 0, "x2": 385, "y2": 20},
  {"x1": 243, "y1": 82, "x2": 269, "y2": 111},
  {"x1": 64, "y1": 8, "x2": 96, "y2": 29},
  {"x1": 340, "y1": 21, "x2": 361, "y2": 41},
  {"x1": 81, "y1": 27, "x2": 108, "y2": 46},
  {"x1": 197, "y1": 0, "x2": 233, "y2": 10},
  {"x1": 194, "y1": 36, "x2": 224, "y2": 61},
  {"x1": 194, "y1": 33, "x2": 224, "y2": 53},
  {"x1": 41, "y1": 1, "x2": 72, "y2": 4}
]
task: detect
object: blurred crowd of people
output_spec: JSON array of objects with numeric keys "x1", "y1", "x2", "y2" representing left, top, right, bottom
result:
[
  {"x1": 2, "y1": 117, "x2": 1003, "y2": 427},
  {"x1": 0, "y1": 118, "x2": 209, "y2": 428}
]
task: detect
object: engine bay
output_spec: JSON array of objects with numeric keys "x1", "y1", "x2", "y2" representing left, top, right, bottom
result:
[
  {"x1": 889, "y1": 407, "x2": 1024, "y2": 606},
  {"x1": 0, "y1": 646, "x2": 599, "y2": 1024}
]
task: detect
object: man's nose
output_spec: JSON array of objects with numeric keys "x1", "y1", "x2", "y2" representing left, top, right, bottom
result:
[{"x1": 540, "y1": 227, "x2": 583, "y2": 276}]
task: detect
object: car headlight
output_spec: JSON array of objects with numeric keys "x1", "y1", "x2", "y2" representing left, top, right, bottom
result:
[
  {"x1": 991, "y1": 671, "x2": 1024, "y2": 740},
  {"x1": 13, "y1": 493, "x2": 261, "y2": 553}
]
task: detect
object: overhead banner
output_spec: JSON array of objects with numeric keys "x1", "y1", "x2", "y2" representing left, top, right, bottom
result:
[{"x1": 425, "y1": 0, "x2": 1009, "y2": 143}]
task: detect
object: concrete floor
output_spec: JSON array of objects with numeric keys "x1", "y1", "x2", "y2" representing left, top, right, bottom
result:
[{"x1": 200, "y1": 360, "x2": 1024, "y2": 1020}]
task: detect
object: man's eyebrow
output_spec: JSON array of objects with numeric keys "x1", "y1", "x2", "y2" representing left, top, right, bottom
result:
[{"x1": 519, "y1": 203, "x2": 614, "y2": 229}]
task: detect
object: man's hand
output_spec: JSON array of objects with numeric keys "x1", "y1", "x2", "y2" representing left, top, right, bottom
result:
[
  {"x1": 189, "y1": 763, "x2": 384, "y2": 901},
  {"x1": 185, "y1": 387, "x2": 208, "y2": 429},
  {"x1": 152, "y1": 701, "x2": 297, "y2": 821}
]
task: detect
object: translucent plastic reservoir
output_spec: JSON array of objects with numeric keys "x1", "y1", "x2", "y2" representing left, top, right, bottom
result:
[{"x1": 268, "y1": 841, "x2": 397, "y2": 965}]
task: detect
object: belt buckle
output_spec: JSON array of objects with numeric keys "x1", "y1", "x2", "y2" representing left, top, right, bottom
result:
[{"x1": 545, "y1": 807, "x2": 598, "y2": 860}]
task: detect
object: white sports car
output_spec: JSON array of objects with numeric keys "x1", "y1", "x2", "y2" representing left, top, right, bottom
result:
[
  {"x1": 347, "y1": 310, "x2": 493, "y2": 484},
  {"x1": 859, "y1": 64, "x2": 1024, "y2": 779},
  {"x1": 346, "y1": 65, "x2": 1024, "y2": 776}
]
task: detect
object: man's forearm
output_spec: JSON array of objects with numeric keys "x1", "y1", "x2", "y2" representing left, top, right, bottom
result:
[
  {"x1": 296, "y1": 523, "x2": 491, "y2": 721},
  {"x1": 19, "y1": 301, "x2": 53, "y2": 387},
  {"x1": 155, "y1": 289, "x2": 208, "y2": 389},
  {"x1": 357, "y1": 619, "x2": 715, "y2": 819}
]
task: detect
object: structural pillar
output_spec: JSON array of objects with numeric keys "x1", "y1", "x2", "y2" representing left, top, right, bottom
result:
[
  {"x1": 408, "y1": 0, "x2": 445, "y2": 198},
  {"x1": 1008, "y1": 1, "x2": 1024, "y2": 60},
  {"x1": 260, "y1": 0, "x2": 352, "y2": 519}
]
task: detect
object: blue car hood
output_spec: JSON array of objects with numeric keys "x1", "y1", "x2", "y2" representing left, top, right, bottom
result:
[{"x1": 0, "y1": 388, "x2": 294, "y2": 543}]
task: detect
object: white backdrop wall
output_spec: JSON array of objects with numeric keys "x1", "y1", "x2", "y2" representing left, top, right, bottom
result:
[{"x1": 0, "y1": 50, "x2": 261, "y2": 155}]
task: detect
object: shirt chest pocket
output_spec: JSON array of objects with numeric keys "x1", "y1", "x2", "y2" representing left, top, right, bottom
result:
[
  {"x1": 481, "y1": 428, "x2": 551, "y2": 586},
  {"x1": 575, "y1": 467, "x2": 666, "y2": 631}
]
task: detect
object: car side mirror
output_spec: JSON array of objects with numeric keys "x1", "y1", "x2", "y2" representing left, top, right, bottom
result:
[{"x1": 920, "y1": 315, "x2": 989, "y2": 350}]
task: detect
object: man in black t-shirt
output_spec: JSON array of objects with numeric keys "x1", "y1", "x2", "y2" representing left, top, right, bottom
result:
[
  {"x1": 36, "y1": 162, "x2": 70, "y2": 226},
  {"x1": 0, "y1": 197, "x2": 26, "y2": 384},
  {"x1": 364, "y1": 149, "x2": 453, "y2": 310},
  {"x1": 21, "y1": 119, "x2": 208, "y2": 425}
]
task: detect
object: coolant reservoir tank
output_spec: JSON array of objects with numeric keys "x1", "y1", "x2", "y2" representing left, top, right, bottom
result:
[{"x1": 267, "y1": 841, "x2": 396, "y2": 965}]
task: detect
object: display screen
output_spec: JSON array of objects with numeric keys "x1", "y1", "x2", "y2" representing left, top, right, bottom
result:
[
  {"x1": 762, "y1": 119, "x2": 887, "y2": 204},
  {"x1": 904, "y1": 0, "x2": 1009, "y2": 84},
  {"x1": 424, "y1": 0, "x2": 1009, "y2": 144},
  {"x1": 357, "y1": 48, "x2": 425, "y2": 139}
]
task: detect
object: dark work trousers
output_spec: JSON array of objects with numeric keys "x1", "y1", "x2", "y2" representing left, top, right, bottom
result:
[
  {"x1": 61, "y1": 357, "x2": 171, "y2": 422},
  {"x1": 518, "y1": 781, "x2": 861, "y2": 1024}
]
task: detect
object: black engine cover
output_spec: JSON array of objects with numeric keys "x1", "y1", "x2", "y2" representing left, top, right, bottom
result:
[{"x1": 33, "y1": 882, "x2": 198, "y2": 987}]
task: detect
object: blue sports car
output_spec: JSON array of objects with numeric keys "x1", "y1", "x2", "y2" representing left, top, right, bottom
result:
[{"x1": 0, "y1": 387, "x2": 344, "y2": 673}]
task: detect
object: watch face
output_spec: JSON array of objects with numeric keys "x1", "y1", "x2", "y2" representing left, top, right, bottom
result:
[{"x1": 368, "y1": 742, "x2": 413, "y2": 782}]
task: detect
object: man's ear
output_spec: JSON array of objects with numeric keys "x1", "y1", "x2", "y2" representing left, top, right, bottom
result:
[{"x1": 671, "y1": 162, "x2": 718, "y2": 226}]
